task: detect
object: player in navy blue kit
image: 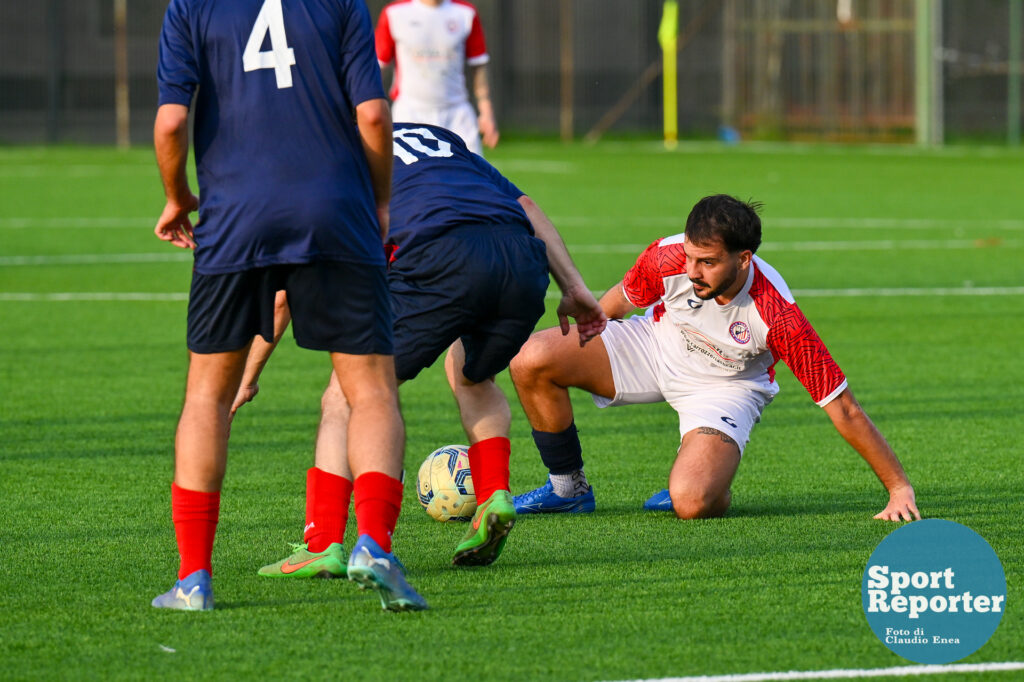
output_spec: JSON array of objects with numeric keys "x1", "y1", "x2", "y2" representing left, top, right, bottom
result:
[
  {"x1": 151, "y1": 0, "x2": 426, "y2": 612},
  {"x1": 233, "y1": 123, "x2": 607, "y2": 569}
]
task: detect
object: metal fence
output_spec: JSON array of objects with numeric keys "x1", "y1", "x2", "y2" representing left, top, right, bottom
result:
[{"x1": 0, "y1": 0, "x2": 1020, "y2": 145}]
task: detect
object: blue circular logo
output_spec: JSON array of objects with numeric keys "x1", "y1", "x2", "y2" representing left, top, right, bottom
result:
[
  {"x1": 729, "y1": 321, "x2": 750, "y2": 344},
  {"x1": 862, "y1": 519, "x2": 1006, "y2": 664}
]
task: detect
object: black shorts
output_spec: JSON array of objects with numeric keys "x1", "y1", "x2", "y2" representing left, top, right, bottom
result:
[
  {"x1": 389, "y1": 224, "x2": 549, "y2": 383},
  {"x1": 187, "y1": 261, "x2": 393, "y2": 355}
]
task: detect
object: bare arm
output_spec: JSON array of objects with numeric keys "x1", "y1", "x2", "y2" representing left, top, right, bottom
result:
[
  {"x1": 355, "y1": 98, "x2": 394, "y2": 240},
  {"x1": 468, "y1": 63, "x2": 499, "y2": 149},
  {"x1": 378, "y1": 63, "x2": 394, "y2": 94},
  {"x1": 153, "y1": 103, "x2": 198, "y2": 249},
  {"x1": 518, "y1": 195, "x2": 606, "y2": 345},
  {"x1": 822, "y1": 387, "x2": 920, "y2": 521},
  {"x1": 231, "y1": 290, "x2": 292, "y2": 417},
  {"x1": 598, "y1": 281, "x2": 639, "y2": 320}
]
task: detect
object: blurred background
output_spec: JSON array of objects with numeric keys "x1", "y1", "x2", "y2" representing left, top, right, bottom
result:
[{"x1": 1, "y1": 0, "x2": 1021, "y2": 147}]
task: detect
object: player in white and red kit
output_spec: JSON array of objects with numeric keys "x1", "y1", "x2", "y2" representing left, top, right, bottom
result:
[
  {"x1": 511, "y1": 195, "x2": 920, "y2": 522},
  {"x1": 376, "y1": 0, "x2": 498, "y2": 154}
]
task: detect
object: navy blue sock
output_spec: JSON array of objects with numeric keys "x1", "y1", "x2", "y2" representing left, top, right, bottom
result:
[{"x1": 532, "y1": 422, "x2": 584, "y2": 475}]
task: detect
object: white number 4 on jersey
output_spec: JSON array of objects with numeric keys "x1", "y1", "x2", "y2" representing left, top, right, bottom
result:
[{"x1": 243, "y1": 0, "x2": 295, "y2": 89}]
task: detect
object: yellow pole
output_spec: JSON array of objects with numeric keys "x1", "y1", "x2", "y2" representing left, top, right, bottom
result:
[{"x1": 659, "y1": 0, "x2": 679, "y2": 149}]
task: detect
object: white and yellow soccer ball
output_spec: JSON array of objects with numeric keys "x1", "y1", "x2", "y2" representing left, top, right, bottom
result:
[{"x1": 416, "y1": 445, "x2": 477, "y2": 522}]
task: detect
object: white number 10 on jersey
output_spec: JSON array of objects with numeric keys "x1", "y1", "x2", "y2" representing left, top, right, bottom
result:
[
  {"x1": 243, "y1": 0, "x2": 295, "y2": 89},
  {"x1": 393, "y1": 129, "x2": 454, "y2": 165}
]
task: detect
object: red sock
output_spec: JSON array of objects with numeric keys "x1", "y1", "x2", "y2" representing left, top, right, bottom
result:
[
  {"x1": 468, "y1": 436, "x2": 511, "y2": 504},
  {"x1": 303, "y1": 467, "x2": 352, "y2": 552},
  {"x1": 353, "y1": 472, "x2": 403, "y2": 553},
  {"x1": 171, "y1": 483, "x2": 220, "y2": 580}
]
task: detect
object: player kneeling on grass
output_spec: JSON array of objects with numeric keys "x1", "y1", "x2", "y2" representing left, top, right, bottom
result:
[
  {"x1": 510, "y1": 194, "x2": 920, "y2": 523},
  {"x1": 232, "y1": 123, "x2": 607, "y2": 575}
]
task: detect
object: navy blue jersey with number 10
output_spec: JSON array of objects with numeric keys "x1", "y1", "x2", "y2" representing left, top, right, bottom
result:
[
  {"x1": 387, "y1": 123, "x2": 532, "y2": 259},
  {"x1": 157, "y1": 0, "x2": 387, "y2": 275}
]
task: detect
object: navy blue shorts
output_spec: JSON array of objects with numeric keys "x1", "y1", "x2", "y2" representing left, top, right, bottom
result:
[
  {"x1": 187, "y1": 261, "x2": 393, "y2": 355},
  {"x1": 389, "y1": 224, "x2": 548, "y2": 383}
]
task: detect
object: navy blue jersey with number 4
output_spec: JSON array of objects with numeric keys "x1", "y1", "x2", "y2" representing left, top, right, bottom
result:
[
  {"x1": 388, "y1": 123, "x2": 532, "y2": 258},
  {"x1": 157, "y1": 0, "x2": 387, "y2": 274}
]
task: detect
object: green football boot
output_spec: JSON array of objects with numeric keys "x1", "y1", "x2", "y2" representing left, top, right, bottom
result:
[
  {"x1": 452, "y1": 490, "x2": 516, "y2": 567},
  {"x1": 258, "y1": 542, "x2": 346, "y2": 578}
]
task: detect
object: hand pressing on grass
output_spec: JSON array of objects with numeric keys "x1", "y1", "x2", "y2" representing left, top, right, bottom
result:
[{"x1": 874, "y1": 485, "x2": 921, "y2": 522}]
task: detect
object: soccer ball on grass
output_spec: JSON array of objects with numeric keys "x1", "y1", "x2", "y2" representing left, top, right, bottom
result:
[{"x1": 416, "y1": 445, "x2": 476, "y2": 522}]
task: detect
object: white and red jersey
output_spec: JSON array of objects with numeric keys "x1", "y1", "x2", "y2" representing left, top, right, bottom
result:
[
  {"x1": 621, "y1": 234, "x2": 848, "y2": 406},
  {"x1": 376, "y1": 0, "x2": 489, "y2": 108}
]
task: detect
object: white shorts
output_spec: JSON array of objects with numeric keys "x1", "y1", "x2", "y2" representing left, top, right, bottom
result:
[
  {"x1": 391, "y1": 99, "x2": 482, "y2": 155},
  {"x1": 593, "y1": 315, "x2": 775, "y2": 454}
]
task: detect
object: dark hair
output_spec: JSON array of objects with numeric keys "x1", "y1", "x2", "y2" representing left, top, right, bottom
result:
[{"x1": 684, "y1": 194, "x2": 762, "y2": 254}]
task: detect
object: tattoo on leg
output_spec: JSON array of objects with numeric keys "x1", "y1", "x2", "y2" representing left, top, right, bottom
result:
[{"x1": 696, "y1": 426, "x2": 737, "y2": 447}]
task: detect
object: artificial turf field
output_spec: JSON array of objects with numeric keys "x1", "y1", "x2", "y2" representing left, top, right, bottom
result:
[{"x1": 0, "y1": 140, "x2": 1021, "y2": 681}]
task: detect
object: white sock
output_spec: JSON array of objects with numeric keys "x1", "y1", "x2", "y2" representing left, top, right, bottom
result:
[{"x1": 550, "y1": 469, "x2": 589, "y2": 498}]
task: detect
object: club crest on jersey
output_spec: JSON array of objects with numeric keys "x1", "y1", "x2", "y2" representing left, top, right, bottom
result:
[
  {"x1": 447, "y1": 20, "x2": 458, "y2": 33},
  {"x1": 729, "y1": 321, "x2": 751, "y2": 344}
]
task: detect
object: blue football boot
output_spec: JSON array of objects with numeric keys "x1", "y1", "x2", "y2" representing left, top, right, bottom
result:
[
  {"x1": 151, "y1": 569, "x2": 214, "y2": 611},
  {"x1": 643, "y1": 488, "x2": 673, "y2": 511},
  {"x1": 347, "y1": 535, "x2": 428, "y2": 612},
  {"x1": 513, "y1": 478, "x2": 595, "y2": 514}
]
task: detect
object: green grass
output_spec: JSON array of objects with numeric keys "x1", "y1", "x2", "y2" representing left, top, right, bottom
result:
[{"x1": 1, "y1": 141, "x2": 1022, "y2": 681}]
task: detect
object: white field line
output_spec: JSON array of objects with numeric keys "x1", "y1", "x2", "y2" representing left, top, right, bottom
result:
[
  {"x1": 4, "y1": 216, "x2": 1024, "y2": 231},
  {"x1": 569, "y1": 238, "x2": 1021, "y2": 255},
  {"x1": 766, "y1": 218, "x2": 1024, "y2": 230},
  {"x1": 765, "y1": 238, "x2": 1020, "y2": 250},
  {"x1": 790, "y1": 286, "x2": 1024, "y2": 298},
  {"x1": 0, "y1": 217, "x2": 152, "y2": 228},
  {"x1": 591, "y1": 139, "x2": 1024, "y2": 159},
  {"x1": 2, "y1": 237, "x2": 1019, "y2": 268},
  {"x1": 1, "y1": 159, "x2": 571, "y2": 177},
  {"x1": 0, "y1": 252, "x2": 190, "y2": 266},
  {"x1": 608, "y1": 661, "x2": 1024, "y2": 682},
  {"x1": 2, "y1": 287, "x2": 1022, "y2": 304},
  {"x1": 493, "y1": 159, "x2": 576, "y2": 174},
  {"x1": 551, "y1": 216, "x2": 1024, "y2": 231},
  {"x1": 0, "y1": 164, "x2": 153, "y2": 178},
  {"x1": 0, "y1": 293, "x2": 187, "y2": 302},
  {"x1": 541, "y1": 287, "x2": 1024, "y2": 299}
]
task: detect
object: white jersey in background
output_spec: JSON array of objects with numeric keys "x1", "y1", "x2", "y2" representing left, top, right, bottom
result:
[
  {"x1": 376, "y1": 0, "x2": 488, "y2": 108},
  {"x1": 376, "y1": 0, "x2": 489, "y2": 153}
]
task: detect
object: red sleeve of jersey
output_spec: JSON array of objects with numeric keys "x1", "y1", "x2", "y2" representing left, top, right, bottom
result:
[
  {"x1": 375, "y1": 8, "x2": 395, "y2": 64},
  {"x1": 622, "y1": 239, "x2": 666, "y2": 307},
  {"x1": 765, "y1": 302, "x2": 847, "y2": 404},
  {"x1": 465, "y1": 10, "x2": 488, "y2": 59}
]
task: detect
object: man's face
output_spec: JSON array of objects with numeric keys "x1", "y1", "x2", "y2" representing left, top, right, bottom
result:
[{"x1": 682, "y1": 236, "x2": 749, "y2": 301}]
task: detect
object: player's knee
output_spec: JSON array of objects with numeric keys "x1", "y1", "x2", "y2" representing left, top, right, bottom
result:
[
  {"x1": 335, "y1": 372, "x2": 398, "y2": 413},
  {"x1": 320, "y1": 382, "x2": 350, "y2": 420},
  {"x1": 184, "y1": 389, "x2": 234, "y2": 417},
  {"x1": 334, "y1": 358, "x2": 399, "y2": 409},
  {"x1": 344, "y1": 383, "x2": 399, "y2": 411},
  {"x1": 670, "y1": 487, "x2": 730, "y2": 520},
  {"x1": 510, "y1": 333, "x2": 557, "y2": 386}
]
